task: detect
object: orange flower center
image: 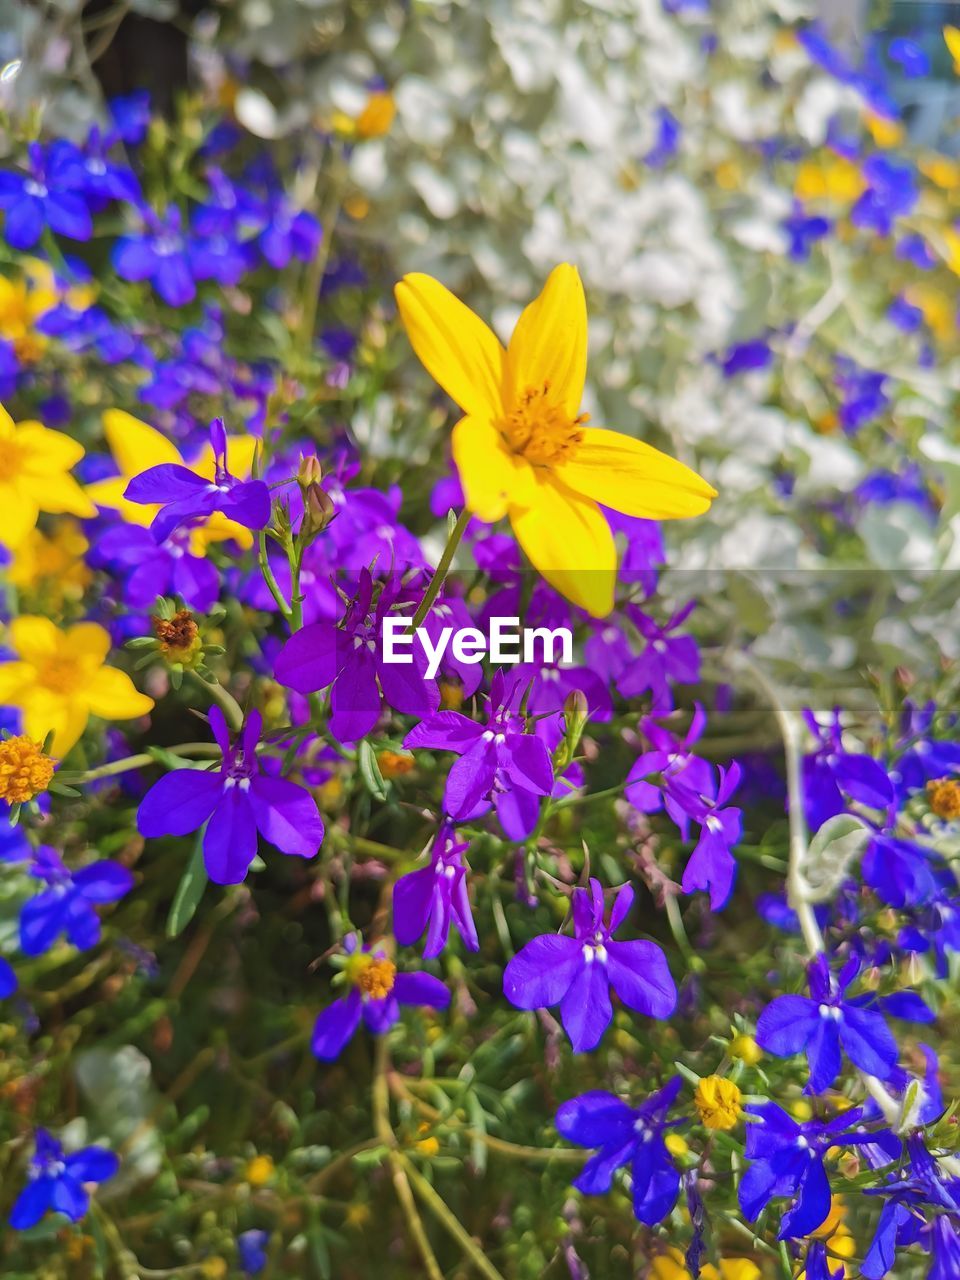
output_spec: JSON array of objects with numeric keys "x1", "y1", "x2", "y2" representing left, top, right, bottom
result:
[
  {"x1": 928, "y1": 778, "x2": 960, "y2": 821},
  {"x1": 501, "y1": 382, "x2": 587, "y2": 466},
  {"x1": 0, "y1": 442, "x2": 24, "y2": 483},
  {"x1": 38, "y1": 655, "x2": 82, "y2": 694},
  {"x1": 0, "y1": 735, "x2": 55, "y2": 803},
  {"x1": 351, "y1": 955, "x2": 397, "y2": 1000}
]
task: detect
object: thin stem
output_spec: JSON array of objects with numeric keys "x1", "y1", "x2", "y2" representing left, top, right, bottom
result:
[
  {"x1": 70, "y1": 743, "x2": 222, "y2": 783},
  {"x1": 258, "y1": 530, "x2": 292, "y2": 621},
  {"x1": 401, "y1": 1155, "x2": 508, "y2": 1280},
  {"x1": 412, "y1": 509, "x2": 471, "y2": 629},
  {"x1": 187, "y1": 670, "x2": 244, "y2": 733},
  {"x1": 297, "y1": 150, "x2": 347, "y2": 360}
]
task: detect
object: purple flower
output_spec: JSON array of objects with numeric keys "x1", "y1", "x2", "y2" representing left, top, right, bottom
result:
[
  {"x1": 393, "y1": 820, "x2": 478, "y2": 957},
  {"x1": 862, "y1": 829, "x2": 938, "y2": 908},
  {"x1": 806, "y1": 1242, "x2": 844, "y2": 1280},
  {"x1": 20, "y1": 847, "x2": 134, "y2": 957},
  {"x1": 404, "y1": 670, "x2": 553, "y2": 840},
  {"x1": 125, "y1": 418, "x2": 271, "y2": 543},
  {"x1": 834, "y1": 358, "x2": 890, "y2": 434},
  {"x1": 0, "y1": 956, "x2": 16, "y2": 997},
  {"x1": 802, "y1": 709, "x2": 894, "y2": 828},
  {"x1": 238, "y1": 1229, "x2": 270, "y2": 1275},
  {"x1": 260, "y1": 198, "x2": 322, "y2": 269},
  {"x1": 851, "y1": 156, "x2": 917, "y2": 237},
  {"x1": 645, "y1": 107, "x2": 681, "y2": 168},
  {"x1": 112, "y1": 206, "x2": 197, "y2": 306},
  {"x1": 110, "y1": 91, "x2": 151, "y2": 145},
  {"x1": 616, "y1": 603, "x2": 699, "y2": 711},
  {"x1": 503, "y1": 879, "x2": 676, "y2": 1052},
  {"x1": 739, "y1": 1100, "x2": 864, "y2": 1237},
  {"x1": 783, "y1": 206, "x2": 831, "y2": 261},
  {"x1": 625, "y1": 703, "x2": 714, "y2": 837},
  {"x1": 94, "y1": 524, "x2": 220, "y2": 612},
  {"x1": 275, "y1": 570, "x2": 438, "y2": 743},
  {"x1": 10, "y1": 1129, "x2": 119, "y2": 1229},
  {"x1": 720, "y1": 338, "x2": 774, "y2": 378},
  {"x1": 311, "y1": 935, "x2": 449, "y2": 1061},
  {"x1": 756, "y1": 954, "x2": 898, "y2": 1092},
  {"x1": 555, "y1": 1077, "x2": 682, "y2": 1224},
  {"x1": 137, "y1": 706, "x2": 324, "y2": 884},
  {"x1": 670, "y1": 761, "x2": 742, "y2": 909},
  {"x1": 0, "y1": 142, "x2": 92, "y2": 250},
  {"x1": 889, "y1": 38, "x2": 929, "y2": 79}
]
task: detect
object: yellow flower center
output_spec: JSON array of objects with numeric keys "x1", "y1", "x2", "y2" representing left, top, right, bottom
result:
[
  {"x1": 346, "y1": 953, "x2": 397, "y2": 1000},
  {"x1": 694, "y1": 1075, "x2": 742, "y2": 1131},
  {"x1": 0, "y1": 735, "x2": 55, "y2": 803},
  {"x1": 0, "y1": 442, "x2": 24, "y2": 483},
  {"x1": 38, "y1": 655, "x2": 82, "y2": 695},
  {"x1": 928, "y1": 778, "x2": 960, "y2": 821},
  {"x1": 501, "y1": 381, "x2": 588, "y2": 466}
]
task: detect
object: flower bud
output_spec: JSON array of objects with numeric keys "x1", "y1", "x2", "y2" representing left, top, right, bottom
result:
[
  {"x1": 693, "y1": 1075, "x2": 742, "y2": 1130},
  {"x1": 730, "y1": 1033, "x2": 763, "y2": 1066}
]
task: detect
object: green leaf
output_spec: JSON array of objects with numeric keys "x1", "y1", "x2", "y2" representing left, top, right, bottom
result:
[
  {"x1": 166, "y1": 833, "x2": 208, "y2": 938},
  {"x1": 357, "y1": 739, "x2": 388, "y2": 801}
]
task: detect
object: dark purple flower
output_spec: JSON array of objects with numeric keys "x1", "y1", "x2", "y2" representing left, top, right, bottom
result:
[
  {"x1": 0, "y1": 142, "x2": 92, "y2": 250},
  {"x1": 238, "y1": 1229, "x2": 269, "y2": 1275},
  {"x1": 739, "y1": 1100, "x2": 864, "y2": 1237},
  {"x1": 260, "y1": 199, "x2": 322, "y2": 269},
  {"x1": 20, "y1": 847, "x2": 134, "y2": 957},
  {"x1": 404, "y1": 670, "x2": 552, "y2": 840},
  {"x1": 670, "y1": 761, "x2": 742, "y2": 909},
  {"x1": 834, "y1": 358, "x2": 890, "y2": 434},
  {"x1": 503, "y1": 879, "x2": 676, "y2": 1052},
  {"x1": 625, "y1": 703, "x2": 714, "y2": 838},
  {"x1": 110, "y1": 91, "x2": 151, "y2": 145},
  {"x1": 889, "y1": 38, "x2": 929, "y2": 78},
  {"x1": 802, "y1": 709, "x2": 894, "y2": 828},
  {"x1": 720, "y1": 338, "x2": 774, "y2": 377},
  {"x1": 137, "y1": 706, "x2": 324, "y2": 884},
  {"x1": 276, "y1": 570, "x2": 438, "y2": 743},
  {"x1": 616, "y1": 603, "x2": 699, "y2": 711},
  {"x1": 555, "y1": 1077, "x2": 682, "y2": 1224},
  {"x1": 393, "y1": 820, "x2": 478, "y2": 957},
  {"x1": 10, "y1": 1129, "x2": 119, "y2": 1229},
  {"x1": 756, "y1": 954, "x2": 899, "y2": 1092},
  {"x1": 862, "y1": 829, "x2": 938, "y2": 908},
  {"x1": 851, "y1": 157, "x2": 917, "y2": 237},
  {"x1": 645, "y1": 107, "x2": 681, "y2": 168},
  {"x1": 311, "y1": 934, "x2": 449, "y2": 1061},
  {"x1": 783, "y1": 206, "x2": 831, "y2": 261},
  {"x1": 125, "y1": 418, "x2": 271, "y2": 543}
]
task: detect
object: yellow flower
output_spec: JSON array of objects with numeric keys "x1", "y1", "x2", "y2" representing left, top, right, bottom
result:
[
  {"x1": 0, "y1": 405, "x2": 96, "y2": 548},
  {"x1": 0, "y1": 617, "x2": 153, "y2": 756},
  {"x1": 0, "y1": 736, "x2": 55, "y2": 803},
  {"x1": 86, "y1": 409, "x2": 257, "y2": 549},
  {"x1": 919, "y1": 154, "x2": 960, "y2": 190},
  {"x1": 395, "y1": 265, "x2": 715, "y2": 616},
  {"x1": 794, "y1": 155, "x2": 864, "y2": 204},
  {"x1": 651, "y1": 1249, "x2": 760, "y2": 1280},
  {"x1": 664, "y1": 1133, "x2": 689, "y2": 1158},
  {"x1": 0, "y1": 260, "x2": 93, "y2": 365},
  {"x1": 863, "y1": 112, "x2": 903, "y2": 149},
  {"x1": 7, "y1": 519, "x2": 92, "y2": 603},
  {"x1": 694, "y1": 1075, "x2": 742, "y2": 1130},
  {"x1": 730, "y1": 1034, "x2": 763, "y2": 1066},
  {"x1": 245, "y1": 1155, "x2": 275, "y2": 1186},
  {"x1": 945, "y1": 25, "x2": 960, "y2": 75},
  {"x1": 356, "y1": 90, "x2": 396, "y2": 139}
]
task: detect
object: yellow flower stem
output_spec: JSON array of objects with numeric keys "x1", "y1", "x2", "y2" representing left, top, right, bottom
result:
[
  {"x1": 186, "y1": 670, "x2": 244, "y2": 733},
  {"x1": 732, "y1": 651, "x2": 901, "y2": 1123},
  {"x1": 411, "y1": 509, "x2": 471, "y2": 630}
]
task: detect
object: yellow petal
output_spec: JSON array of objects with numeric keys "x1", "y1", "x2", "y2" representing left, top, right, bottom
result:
[
  {"x1": 0, "y1": 486, "x2": 40, "y2": 547},
  {"x1": 102, "y1": 409, "x2": 183, "y2": 476},
  {"x1": 451, "y1": 416, "x2": 534, "y2": 522},
  {"x1": 0, "y1": 403, "x2": 14, "y2": 437},
  {"x1": 84, "y1": 666, "x2": 154, "y2": 720},
  {"x1": 554, "y1": 427, "x2": 716, "y2": 519},
  {"x1": 66, "y1": 622, "x2": 112, "y2": 665},
  {"x1": 22, "y1": 693, "x2": 89, "y2": 758},
  {"x1": 504, "y1": 264, "x2": 587, "y2": 419},
  {"x1": 946, "y1": 25, "x2": 960, "y2": 71},
  {"x1": 0, "y1": 661, "x2": 32, "y2": 703},
  {"x1": 9, "y1": 616, "x2": 62, "y2": 662},
  {"x1": 85, "y1": 475, "x2": 157, "y2": 527},
  {"x1": 17, "y1": 423, "x2": 85, "y2": 472},
  {"x1": 189, "y1": 511, "x2": 254, "y2": 553},
  {"x1": 22, "y1": 472, "x2": 97, "y2": 519},
  {"x1": 509, "y1": 472, "x2": 616, "y2": 617},
  {"x1": 395, "y1": 273, "x2": 506, "y2": 420}
]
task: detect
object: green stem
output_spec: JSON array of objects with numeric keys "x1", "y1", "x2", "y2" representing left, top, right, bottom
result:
[
  {"x1": 69, "y1": 744, "x2": 223, "y2": 783},
  {"x1": 187, "y1": 670, "x2": 244, "y2": 733},
  {"x1": 411, "y1": 509, "x2": 471, "y2": 629},
  {"x1": 297, "y1": 149, "x2": 347, "y2": 361},
  {"x1": 258, "y1": 530, "x2": 292, "y2": 621}
]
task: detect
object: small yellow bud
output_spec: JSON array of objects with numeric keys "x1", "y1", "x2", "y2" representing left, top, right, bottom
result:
[
  {"x1": 730, "y1": 1034, "x2": 763, "y2": 1066},
  {"x1": 245, "y1": 1155, "x2": 274, "y2": 1186},
  {"x1": 664, "y1": 1133, "x2": 689, "y2": 1158},
  {"x1": 694, "y1": 1076, "x2": 742, "y2": 1131},
  {"x1": 790, "y1": 1099, "x2": 813, "y2": 1122}
]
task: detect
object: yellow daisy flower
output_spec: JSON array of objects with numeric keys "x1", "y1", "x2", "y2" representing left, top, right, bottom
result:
[
  {"x1": 395, "y1": 264, "x2": 716, "y2": 616},
  {"x1": 0, "y1": 617, "x2": 153, "y2": 756},
  {"x1": 0, "y1": 405, "x2": 96, "y2": 548}
]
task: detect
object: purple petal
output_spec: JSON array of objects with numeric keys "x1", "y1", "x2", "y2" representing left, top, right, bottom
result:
[
  {"x1": 756, "y1": 995, "x2": 820, "y2": 1056},
  {"x1": 392, "y1": 865, "x2": 437, "y2": 947},
  {"x1": 248, "y1": 774, "x2": 324, "y2": 857},
  {"x1": 219, "y1": 479, "x2": 271, "y2": 531},
  {"x1": 392, "y1": 972, "x2": 450, "y2": 1009},
  {"x1": 839, "y1": 1007, "x2": 898, "y2": 1079},
  {"x1": 444, "y1": 742, "x2": 497, "y2": 819},
  {"x1": 503, "y1": 935, "x2": 582, "y2": 1010},
  {"x1": 555, "y1": 1091, "x2": 636, "y2": 1149},
  {"x1": 311, "y1": 992, "x2": 362, "y2": 1060},
  {"x1": 202, "y1": 787, "x2": 258, "y2": 884},
  {"x1": 404, "y1": 711, "x2": 484, "y2": 753},
  {"x1": 274, "y1": 621, "x2": 343, "y2": 695},
  {"x1": 328, "y1": 649, "x2": 381, "y2": 742},
  {"x1": 560, "y1": 960, "x2": 613, "y2": 1052},
  {"x1": 124, "y1": 463, "x2": 208, "y2": 504},
  {"x1": 72, "y1": 861, "x2": 134, "y2": 903},
  {"x1": 9, "y1": 1178, "x2": 54, "y2": 1229},
  {"x1": 64, "y1": 1147, "x2": 119, "y2": 1184},
  {"x1": 604, "y1": 941, "x2": 677, "y2": 1019},
  {"x1": 137, "y1": 769, "x2": 223, "y2": 837},
  {"x1": 501, "y1": 734, "x2": 553, "y2": 796}
]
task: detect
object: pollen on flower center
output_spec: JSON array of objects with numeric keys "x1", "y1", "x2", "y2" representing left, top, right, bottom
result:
[
  {"x1": 501, "y1": 382, "x2": 588, "y2": 466},
  {"x1": 38, "y1": 656, "x2": 81, "y2": 694},
  {"x1": 0, "y1": 735, "x2": 55, "y2": 803},
  {"x1": 353, "y1": 955, "x2": 397, "y2": 1000},
  {"x1": 927, "y1": 777, "x2": 960, "y2": 821},
  {"x1": 693, "y1": 1075, "x2": 742, "y2": 1131}
]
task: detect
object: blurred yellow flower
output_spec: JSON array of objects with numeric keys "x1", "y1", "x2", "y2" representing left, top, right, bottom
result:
[
  {"x1": 945, "y1": 26, "x2": 960, "y2": 75},
  {"x1": 7, "y1": 519, "x2": 92, "y2": 603},
  {"x1": 694, "y1": 1075, "x2": 742, "y2": 1130},
  {"x1": 863, "y1": 113, "x2": 903, "y2": 149},
  {"x1": 794, "y1": 155, "x2": 864, "y2": 204},
  {"x1": 395, "y1": 265, "x2": 715, "y2": 616},
  {"x1": 245, "y1": 1155, "x2": 275, "y2": 1186},
  {"x1": 356, "y1": 90, "x2": 396, "y2": 139},
  {"x1": 0, "y1": 259, "x2": 93, "y2": 364},
  {"x1": 86, "y1": 409, "x2": 257, "y2": 549},
  {"x1": 919, "y1": 154, "x2": 960, "y2": 190},
  {"x1": 0, "y1": 616, "x2": 153, "y2": 756},
  {"x1": 730, "y1": 1033, "x2": 763, "y2": 1066},
  {"x1": 651, "y1": 1248, "x2": 760, "y2": 1280},
  {"x1": 0, "y1": 404, "x2": 96, "y2": 548}
]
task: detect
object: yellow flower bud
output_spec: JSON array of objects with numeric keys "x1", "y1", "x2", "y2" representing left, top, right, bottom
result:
[
  {"x1": 245, "y1": 1155, "x2": 274, "y2": 1186},
  {"x1": 730, "y1": 1034, "x2": 763, "y2": 1066},
  {"x1": 694, "y1": 1076, "x2": 742, "y2": 1131}
]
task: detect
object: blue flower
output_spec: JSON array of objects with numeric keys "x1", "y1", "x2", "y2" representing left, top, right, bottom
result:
[
  {"x1": 20, "y1": 846, "x2": 134, "y2": 957},
  {"x1": 756, "y1": 954, "x2": 902, "y2": 1092},
  {"x1": 112, "y1": 206, "x2": 198, "y2": 307},
  {"x1": 720, "y1": 338, "x2": 773, "y2": 378},
  {"x1": 238, "y1": 1229, "x2": 270, "y2": 1275},
  {"x1": 0, "y1": 955, "x2": 16, "y2": 997},
  {"x1": 802, "y1": 708, "x2": 894, "y2": 827},
  {"x1": 738, "y1": 1100, "x2": 863, "y2": 1237},
  {"x1": 555, "y1": 1077, "x2": 683, "y2": 1224},
  {"x1": 783, "y1": 207, "x2": 831, "y2": 261},
  {"x1": 110, "y1": 91, "x2": 151, "y2": 145},
  {"x1": 888, "y1": 38, "x2": 929, "y2": 79},
  {"x1": 645, "y1": 107, "x2": 681, "y2": 168},
  {"x1": 10, "y1": 1129, "x2": 119, "y2": 1229},
  {"x1": 393, "y1": 819, "x2": 478, "y2": 958},
  {"x1": 0, "y1": 142, "x2": 92, "y2": 250},
  {"x1": 851, "y1": 157, "x2": 917, "y2": 237}
]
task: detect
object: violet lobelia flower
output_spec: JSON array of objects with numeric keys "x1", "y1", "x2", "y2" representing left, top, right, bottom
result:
[
  {"x1": 137, "y1": 706, "x2": 324, "y2": 884},
  {"x1": 555, "y1": 1077, "x2": 683, "y2": 1224},
  {"x1": 802, "y1": 708, "x2": 894, "y2": 828},
  {"x1": 503, "y1": 879, "x2": 676, "y2": 1052},
  {"x1": 404, "y1": 670, "x2": 553, "y2": 840},
  {"x1": 20, "y1": 846, "x2": 134, "y2": 956},
  {"x1": 668, "y1": 761, "x2": 743, "y2": 910},
  {"x1": 275, "y1": 569, "x2": 438, "y2": 743},
  {"x1": 624, "y1": 703, "x2": 714, "y2": 839},
  {"x1": 392, "y1": 819, "x2": 479, "y2": 957},
  {"x1": 0, "y1": 956, "x2": 16, "y2": 997},
  {"x1": 124, "y1": 418, "x2": 271, "y2": 544},
  {"x1": 311, "y1": 934, "x2": 449, "y2": 1061},
  {"x1": 9, "y1": 1129, "x2": 119, "y2": 1229},
  {"x1": 756, "y1": 954, "x2": 899, "y2": 1093},
  {"x1": 616, "y1": 602, "x2": 700, "y2": 712}
]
